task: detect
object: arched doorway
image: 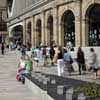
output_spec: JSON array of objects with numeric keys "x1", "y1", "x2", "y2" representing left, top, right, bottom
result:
[
  {"x1": 11, "y1": 25, "x2": 23, "y2": 44},
  {"x1": 47, "y1": 16, "x2": 53, "y2": 46},
  {"x1": 61, "y1": 10, "x2": 75, "y2": 46},
  {"x1": 27, "y1": 22, "x2": 31, "y2": 44},
  {"x1": 86, "y1": 4, "x2": 100, "y2": 46},
  {"x1": 36, "y1": 19, "x2": 41, "y2": 46}
]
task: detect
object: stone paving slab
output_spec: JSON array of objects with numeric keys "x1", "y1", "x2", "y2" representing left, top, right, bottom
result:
[{"x1": 0, "y1": 50, "x2": 39, "y2": 100}]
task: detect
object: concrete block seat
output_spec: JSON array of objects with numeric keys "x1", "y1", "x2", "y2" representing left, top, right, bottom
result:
[{"x1": 25, "y1": 72, "x2": 100, "y2": 100}]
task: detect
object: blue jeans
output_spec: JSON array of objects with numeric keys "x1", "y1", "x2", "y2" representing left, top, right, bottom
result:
[{"x1": 20, "y1": 71, "x2": 31, "y2": 79}]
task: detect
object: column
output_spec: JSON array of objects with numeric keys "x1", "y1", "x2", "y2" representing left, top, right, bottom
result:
[
  {"x1": 45, "y1": 14, "x2": 48, "y2": 46},
  {"x1": 75, "y1": 17, "x2": 81, "y2": 47},
  {"x1": 31, "y1": 16, "x2": 35, "y2": 47},
  {"x1": 53, "y1": 7, "x2": 58, "y2": 46},
  {"x1": 58, "y1": 17, "x2": 63, "y2": 46},
  {"x1": 34, "y1": 19, "x2": 37, "y2": 47},
  {"x1": 41, "y1": 12, "x2": 45, "y2": 45},
  {"x1": 23, "y1": 19, "x2": 26, "y2": 45},
  {"x1": 81, "y1": 18, "x2": 89, "y2": 46}
]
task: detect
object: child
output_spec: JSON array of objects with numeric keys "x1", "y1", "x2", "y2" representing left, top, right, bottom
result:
[
  {"x1": 25, "y1": 55, "x2": 33, "y2": 75},
  {"x1": 16, "y1": 56, "x2": 25, "y2": 81}
]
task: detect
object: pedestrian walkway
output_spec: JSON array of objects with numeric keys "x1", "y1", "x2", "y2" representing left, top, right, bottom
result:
[
  {"x1": 32, "y1": 57, "x2": 100, "y2": 85},
  {"x1": 0, "y1": 50, "x2": 38, "y2": 100}
]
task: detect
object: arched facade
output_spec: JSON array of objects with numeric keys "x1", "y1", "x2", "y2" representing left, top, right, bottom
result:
[
  {"x1": 82, "y1": 0, "x2": 100, "y2": 46},
  {"x1": 61, "y1": 10, "x2": 75, "y2": 47},
  {"x1": 84, "y1": 3, "x2": 100, "y2": 46},
  {"x1": 8, "y1": 0, "x2": 100, "y2": 47},
  {"x1": 10, "y1": 25, "x2": 23, "y2": 44}
]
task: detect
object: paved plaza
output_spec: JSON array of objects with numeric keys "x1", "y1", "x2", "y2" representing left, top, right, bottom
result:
[
  {"x1": 31, "y1": 54, "x2": 100, "y2": 85},
  {"x1": 0, "y1": 50, "x2": 100, "y2": 100},
  {"x1": 0, "y1": 50, "x2": 38, "y2": 100}
]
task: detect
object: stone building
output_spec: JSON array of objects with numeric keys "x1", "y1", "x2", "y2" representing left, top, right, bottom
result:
[
  {"x1": 7, "y1": 0, "x2": 100, "y2": 47},
  {"x1": 0, "y1": 0, "x2": 7, "y2": 43}
]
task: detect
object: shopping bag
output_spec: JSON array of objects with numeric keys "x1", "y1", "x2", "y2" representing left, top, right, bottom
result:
[{"x1": 72, "y1": 61, "x2": 79, "y2": 72}]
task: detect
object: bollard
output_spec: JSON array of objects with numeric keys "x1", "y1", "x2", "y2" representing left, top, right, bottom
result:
[
  {"x1": 78, "y1": 93, "x2": 86, "y2": 100},
  {"x1": 66, "y1": 88, "x2": 73, "y2": 100},
  {"x1": 57, "y1": 85, "x2": 64, "y2": 95}
]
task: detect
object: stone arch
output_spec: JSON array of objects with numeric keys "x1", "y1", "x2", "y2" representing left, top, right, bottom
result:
[
  {"x1": 10, "y1": 25, "x2": 23, "y2": 44},
  {"x1": 58, "y1": 5, "x2": 78, "y2": 46},
  {"x1": 82, "y1": 0, "x2": 100, "y2": 18},
  {"x1": 47, "y1": 15, "x2": 53, "y2": 46},
  {"x1": 10, "y1": 23, "x2": 23, "y2": 32},
  {"x1": 59, "y1": 6, "x2": 77, "y2": 24},
  {"x1": 85, "y1": 3, "x2": 100, "y2": 46},
  {"x1": 36, "y1": 19, "x2": 42, "y2": 46},
  {"x1": 61, "y1": 10, "x2": 75, "y2": 46}
]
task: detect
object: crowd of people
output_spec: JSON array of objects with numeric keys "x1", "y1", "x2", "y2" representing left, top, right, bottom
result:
[
  {"x1": 16, "y1": 43, "x2": 99, "y2": 78},
  {"x1": 0, "y1": 40, "x2": 98, "y2": 80}
]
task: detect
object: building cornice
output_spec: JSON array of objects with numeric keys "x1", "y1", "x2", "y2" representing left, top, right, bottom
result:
[
  {"x1": 7, "y1": 0, "x2": 81, "y2": 23},
  {"x1": 7, "y1": 0, "x2": 54, "y2": 21}
]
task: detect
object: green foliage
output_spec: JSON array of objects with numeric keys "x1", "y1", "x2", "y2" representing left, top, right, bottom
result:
[{"x1": 75, "y1": 82, "x2": 100, "y2": 97}]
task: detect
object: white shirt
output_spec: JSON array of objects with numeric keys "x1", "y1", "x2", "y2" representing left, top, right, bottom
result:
[
  {"x1": 34, "y1": 48, "x2": 40, "y2": 59},
  {"x1": 64, "y1": 52, "x2": 71, "y2": 62}
]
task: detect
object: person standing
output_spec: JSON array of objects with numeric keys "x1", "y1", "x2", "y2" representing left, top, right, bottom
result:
[
  {"x1": 66, "y1": 41, "x2": 72, "y2": 51},
  {"x1": 77, "y1": 47, "x2": 85, "y2": 75},
  {"x1": 64, "y1": 49, "x2": 73, "y2": 75},
  {"x1": 34, "y1": 46, "x2": 40, "y2": 66},
  {"x1": 21, "y1": 45, "x2": 26, "y2": 56},
  {"x1": 87, "y1": 48, "x2": 98, "y2": 75},
  {"x1": 49, "y1": 46, "x2": 55, "y2": 65},
  {"x1": 57, "y1": 46, "x2": 64, "y2": 76},
  {"x1": 25, "y1": 55, "x2": 33, "y2": 74},
  {"x1": 20, "y1": 55, "x2": 33, "y2": 84},
  {"x1": 1, "y1": 42, "x2": 4, "y2": 55},
  {"x1": 42, "y1": 46, "x2": 47, "y2": 66}
]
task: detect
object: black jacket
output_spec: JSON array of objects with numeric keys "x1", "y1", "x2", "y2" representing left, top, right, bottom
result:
[{"x1": 77, "y1": 51, "x2": 85, "y2": 64}]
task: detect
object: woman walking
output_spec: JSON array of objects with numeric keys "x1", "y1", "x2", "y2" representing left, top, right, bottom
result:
[
  {"x1": 87, "y1": 48, "x2": 98, "y2": 75},
  {"x1": 57, "y1": 46, "x2": 64, "y2": 76},
  {"x1": 77, "y1": 47, "x2": 85, "y2": 75},
  {"x1": 49, "y1": 46, "x2": 55, "y2": 65},
  {"x1": 64, "y1": 49, "x2": 73, "y2": 75}
]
